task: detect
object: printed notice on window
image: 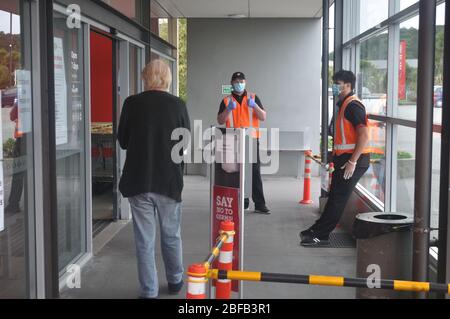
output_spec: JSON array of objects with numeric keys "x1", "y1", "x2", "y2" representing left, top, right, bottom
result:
[{"x1": 54, "y1": 37, "x2": 68, "y2": 146}]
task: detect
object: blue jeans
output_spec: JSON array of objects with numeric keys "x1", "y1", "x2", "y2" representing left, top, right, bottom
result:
[{"x1": 129, "y1": 192, "x2": 184, "y2": 298}]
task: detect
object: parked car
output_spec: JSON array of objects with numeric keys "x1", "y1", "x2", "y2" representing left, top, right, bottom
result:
[
  {"x1": 434, "y1": 85, "x2": 443, "y2": 108},
  {"x1": 1, "y1": 88, "x2": 17, "y2": 108}
]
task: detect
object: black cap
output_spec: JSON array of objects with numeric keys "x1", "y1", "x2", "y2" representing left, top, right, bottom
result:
[{"x1": 231, "y1": 72, "x2": 246, "y2": 81}]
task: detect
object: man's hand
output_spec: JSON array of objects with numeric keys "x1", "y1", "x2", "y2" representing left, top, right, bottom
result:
[
  {"x1": 227, "y1": 97, "x2": 237, "y2": 111},
  {"x1": 248, "y1": 95, "x2": 257, "y2": 108},
  {"x1": 341, "y1": 161, "x2": 356, "y2": 180}
]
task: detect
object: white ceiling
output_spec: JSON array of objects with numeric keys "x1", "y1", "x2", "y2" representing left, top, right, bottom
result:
[{"x1": 153, "y1": 0, "x2": 324, "y2": 18}]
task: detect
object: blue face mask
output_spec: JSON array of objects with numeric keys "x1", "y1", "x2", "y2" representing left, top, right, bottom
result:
[
  {"x1": 233, "y1": 82, "x2": 246, "y2": 93},
  {"x1": 332, "y1": 84, "x2": 342, "y2": 97}
]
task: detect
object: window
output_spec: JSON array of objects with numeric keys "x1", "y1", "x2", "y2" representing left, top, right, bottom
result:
[
  {"x1": 400, "y1": 0, "x2": 419, "y2": 12},
  {"x1": 151, "y1": 18, "x2": 171, "y2": 43},
  {"x1": 358, "y1": 120, "x2": 386, "y2": 202},
  {"x1": 358, "y1": 31, "x2": 388, "y2": 116},
  {"x1": 396, "y1": 16, "x2": 419, "y2": 120},
  {"x1": 395, "y1": 125, "x2": 416, "y2": 214},
  {"x1": 359, "y1": 0, "x2": 389, "y2": 34}
]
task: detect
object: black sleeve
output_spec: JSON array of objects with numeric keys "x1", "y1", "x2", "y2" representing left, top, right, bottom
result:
[
  {"x1": 344, "y1": 102, "x2": 367, "y2": 128},
  {"x1": 255, "y1": 95, "x2": 264, "y2": 110},
  {"x1": 218, "y1": 100, "x2": 226, "y2": 115},
  {"x1": 118, "y1": 97, "x2": 130, "y2": 150}
]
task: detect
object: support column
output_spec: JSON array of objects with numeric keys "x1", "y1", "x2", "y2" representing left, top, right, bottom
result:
[{"x1": 412, "y1": 0, "x2": 436, "y2": 295}]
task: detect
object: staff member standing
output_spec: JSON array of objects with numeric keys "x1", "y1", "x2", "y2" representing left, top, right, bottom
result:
[
  {"x1": 217, "y1": 72, "x2": 270, "y2": 214},
  {"x1": 300, "y1": 70, "x2": 370, "y2": 247}
]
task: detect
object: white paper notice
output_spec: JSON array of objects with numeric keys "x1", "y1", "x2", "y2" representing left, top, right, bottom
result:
[
  {"x1": 54, "y1": 37, "x2": 68, "y2": 146},
  {"x1": 16, "y1": 69, "x2": 32, "y2": 134}
]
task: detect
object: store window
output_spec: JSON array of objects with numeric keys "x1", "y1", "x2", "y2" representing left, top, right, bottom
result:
[
  {"x1": 396, "y1": 16, "x2": 419, "y2": 120},
  {"x1": 53, "y1": 12, "x2": 87, "y2": 271},
  {"x1": 434, "y1": 3, "x2": 445, "y2": 125},
  {"x1": 0, "y1": 0, "x2": 35, "y2": 298},
  {"x1": 358, "y1": 31, "x2": 388, "y2": 116},
  {"x1": 395, "y1": 125, "x2": 416, "y2": 214},
  {"x1": 359, "y1": 0, "x2": 389, "y2": 34},
  {"x1": 359, "y1": 120, "x2": 386, "y2": 203},
  {"x1": 151, "y1": 51, "x2": 175, "y2": 94},
  {"x1": 400, "y1": 0, "x2": 419, "y2": 12}
]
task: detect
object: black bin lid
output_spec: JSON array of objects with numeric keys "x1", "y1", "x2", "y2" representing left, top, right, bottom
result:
[{"x1": 353, "y1": 212, "x2": 414, "y2": 240}]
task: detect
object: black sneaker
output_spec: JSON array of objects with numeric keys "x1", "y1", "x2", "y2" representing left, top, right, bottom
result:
[
  {"x1": 254, "y1": 205, "x2": 270, "y2": 215},
  {"x1": 299, "y1": 228, "x2": 314, "y2": 240},
  {"x1": 168, "y1": 280, "x2": 184, "y2": 295},
  {"x1": 300, "y1": 236, "x2": 330, "y2": 247},
  {"x1": 244, "y1": 198, "x2": 250, "y2": 210}
]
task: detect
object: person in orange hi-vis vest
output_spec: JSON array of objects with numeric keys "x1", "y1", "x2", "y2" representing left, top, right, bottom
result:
[
  {"x1": 300, "y1": 70, "x2": 371, "y2": 247},
  {"x1": 217, "y1": 71, "x2": 270, "y2": 214}
]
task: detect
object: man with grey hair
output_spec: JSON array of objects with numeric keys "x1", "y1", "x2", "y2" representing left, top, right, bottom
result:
[{"x1": 118, "y1": 59, "x2": 190, "y2": 298}]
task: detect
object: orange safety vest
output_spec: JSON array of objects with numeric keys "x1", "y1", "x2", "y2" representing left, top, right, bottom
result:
[
  {"x1": 334, "y1": 95, "x2": 371, "y2": 156},
  {"x1": 14, "y1": 118, "x2": 23, "y2": 139},
  {"x1": 223, "y1": 92, "x2": 260, "y2": 138}
]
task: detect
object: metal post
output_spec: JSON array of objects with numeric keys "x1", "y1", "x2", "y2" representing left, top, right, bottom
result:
[
  {"x1": 413, "y1": 0, "x2": 436, "y2": 296},
  {"x1": 438, "y1": 0, "x2": 450, "y2": 297},
  {"x1": 321, "y1": 0, "x2": 330, "y2": 198},
  {"x1": 333, "y1": 0, "x2": 343, "y2": 73}
]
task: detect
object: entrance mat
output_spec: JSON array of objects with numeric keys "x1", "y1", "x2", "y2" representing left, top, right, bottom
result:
[{"x1": 328, "y1": 232, "x2": 356, "y2": 248}]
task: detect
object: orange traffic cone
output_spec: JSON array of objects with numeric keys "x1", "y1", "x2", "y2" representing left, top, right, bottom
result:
[
  {"x1": 186, "y1": 264, "x2": 207, "y2": 299},
  {"x1": 216, "y1": 221, "x2": 235, "y2": 299},
  {"x1": 300, "y1": 151, "x2": 313, "y2": 205}
]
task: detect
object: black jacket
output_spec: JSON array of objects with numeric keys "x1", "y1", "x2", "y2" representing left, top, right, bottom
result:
[{"x1": 118, "y1": 90, "x2": 191, "y2": 202}]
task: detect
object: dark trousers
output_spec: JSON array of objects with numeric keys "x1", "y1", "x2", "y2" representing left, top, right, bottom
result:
[
  {"x1": 311, "y1": 165, "x2": 368, "y2": 238},
  {"x1": 251, "y1": 141, "x2": 266, "y2": 206},
  {"x1": 8, "y1": 137, "x2": 25, "y2": 208}
]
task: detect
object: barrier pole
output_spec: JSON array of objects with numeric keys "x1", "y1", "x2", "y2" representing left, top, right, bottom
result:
[
  {"x1": 216, "y1": 221, "x2": 235, "y2": 299},
  {"x1": 300, "y1": 151, "x2": 313, "y2": 205},
  {"x1": 208, "y1": 269, "x2": 450, "y2": 295}
]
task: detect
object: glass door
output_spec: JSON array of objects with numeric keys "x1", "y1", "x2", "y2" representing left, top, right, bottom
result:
[
  {"x1": 0, "y1": 0, "x2": 36, "y2": 298},
  {"x1": 53, "y1": 12, "x2": 87, "y2": 272}
]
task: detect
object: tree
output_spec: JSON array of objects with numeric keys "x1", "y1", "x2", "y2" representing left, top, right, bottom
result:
[{"x1": 178, "y1": 19, "x2": 187, "y2": 103}]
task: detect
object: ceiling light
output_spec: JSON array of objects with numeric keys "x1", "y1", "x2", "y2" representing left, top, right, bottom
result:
[{"x1": 228, "y1": 14, "x2": 247, "y2": 18}]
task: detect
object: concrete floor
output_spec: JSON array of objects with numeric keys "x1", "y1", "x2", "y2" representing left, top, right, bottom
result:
[{"x1": 61, "y1": 176, "x2": 357, "y2": 299}]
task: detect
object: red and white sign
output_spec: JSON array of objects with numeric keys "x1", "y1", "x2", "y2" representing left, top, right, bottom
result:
[
  {"x1": 399, "y1": 40, "x2": 407, "y2": 100},
  {"x1": 212, "y1": 185, "x2": 240, "y2": 292}
]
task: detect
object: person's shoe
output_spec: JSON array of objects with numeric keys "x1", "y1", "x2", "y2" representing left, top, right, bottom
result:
[
  {"x1": 244, "y1": 198, "x2": 250, "y2": 210},
  {"x1": 299, "y1": 228, "x2": 315, "y2": 241},
  {"x1": 168, "y1": 280, "x2": 184, "y2": 295},
  {"x1": 300, "y1": 235, "x2": 330, "y2": 247},
  {"x1": 254, "y1": 205, "x2": 270, "y2": 215}
]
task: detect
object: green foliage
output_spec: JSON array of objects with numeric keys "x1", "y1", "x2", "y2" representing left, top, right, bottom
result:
[
  {"x1": 178, "y1": 19, "x2": 187, "y2": 103},
  {"x1": 3, "y1": 138, "x2": 15, "y2": 158}
]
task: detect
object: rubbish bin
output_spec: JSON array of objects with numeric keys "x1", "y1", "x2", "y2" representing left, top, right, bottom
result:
[{"x1": 353, "y1": 212, "x2": 414, "y2": 299}]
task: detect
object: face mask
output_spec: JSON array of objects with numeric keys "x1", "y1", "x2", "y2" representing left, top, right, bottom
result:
[
  {"x1": 332, "y1": 84, "x2": 343, "y2": 97},
  {"x1": 233, "y1": 82, "x2": 246, "y2": 93}
]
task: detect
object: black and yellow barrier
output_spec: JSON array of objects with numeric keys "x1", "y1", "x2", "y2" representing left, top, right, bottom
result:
[
  {"x1": 203, "y1": 232, "x2": 229, "y2": 270},
  {"x1": 207, "y1": 269, "x2": 450, "y2": 295}
]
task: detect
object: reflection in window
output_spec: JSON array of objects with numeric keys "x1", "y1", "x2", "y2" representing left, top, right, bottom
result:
[
  {"x1": 396, "y1": 16, "x2": 419, "y2": 120},
  {"x1": 151, "y1": 18, "x2": 170, "y2": 43},
  {"x1": 359, "y1": 120, "x2": 386, "y2": 203},
  {"x1": 434, "y1": 3, "x2": 445, "y2": 125},
  {"x1": 359, "y1": 31, "x2": 388, "y2": 116},
  {"x1": 101, "y1": 0, "x2": 143, "y2": 23}
]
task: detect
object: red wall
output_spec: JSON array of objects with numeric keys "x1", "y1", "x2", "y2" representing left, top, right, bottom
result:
[{"x1": 90, "y1": 31, "x2": 113, "y2": 123}]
